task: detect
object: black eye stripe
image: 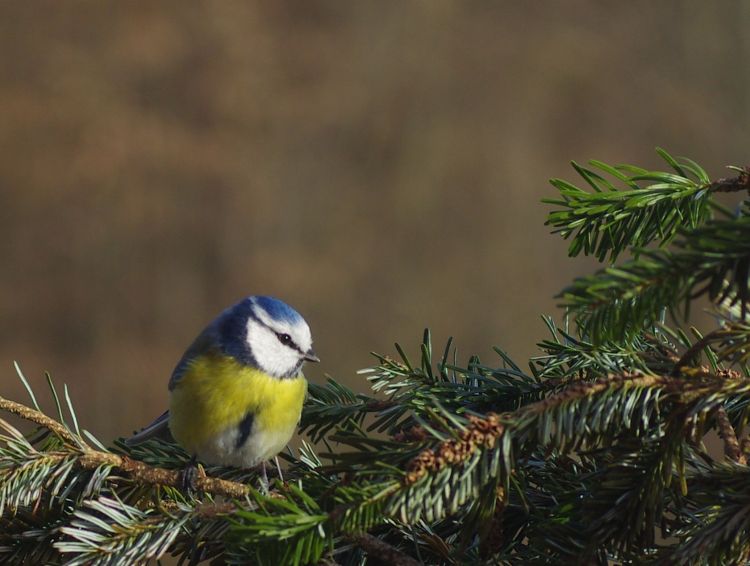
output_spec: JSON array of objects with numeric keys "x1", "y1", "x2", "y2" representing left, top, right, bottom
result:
[{"x1": 275, "y1": 332, "x2": 301, "y2": 352}]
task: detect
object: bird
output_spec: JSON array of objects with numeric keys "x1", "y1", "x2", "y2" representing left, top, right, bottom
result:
[{"x1": 127, "y1": 295, "x2": 319, "y2": 483}]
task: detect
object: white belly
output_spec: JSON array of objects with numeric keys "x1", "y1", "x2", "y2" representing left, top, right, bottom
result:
[{"x1": 195, "y1": 419, "x2": 296, "y2": 468}]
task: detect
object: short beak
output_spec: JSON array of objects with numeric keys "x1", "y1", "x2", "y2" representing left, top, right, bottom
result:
[{"x1": 304, "y1": 349, "x2": 320, "y2": 363}]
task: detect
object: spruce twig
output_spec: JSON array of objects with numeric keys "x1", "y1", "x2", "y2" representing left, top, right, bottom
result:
[
  {"x1": 80, "y1": 452, "x2": 250, "y2": 499},
  {"x1": 0, "y1": 396, "x2": 82, "y2": 447}
]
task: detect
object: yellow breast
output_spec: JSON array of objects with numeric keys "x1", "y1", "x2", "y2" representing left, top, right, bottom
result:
[{"x1": 168, "y1": 352, "x2": 307, "y2": 457}]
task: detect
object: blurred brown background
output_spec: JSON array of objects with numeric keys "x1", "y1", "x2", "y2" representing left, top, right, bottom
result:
[{"x1": 1, "y1": 2, "x2": 748, "y2": 441}]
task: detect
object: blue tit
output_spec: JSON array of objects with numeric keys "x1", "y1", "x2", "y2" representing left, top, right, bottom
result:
[{"x1": 127, "y1": 295, "x2": 319, "y2": 471}]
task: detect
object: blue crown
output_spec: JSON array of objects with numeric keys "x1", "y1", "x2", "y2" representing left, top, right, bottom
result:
[{"x1": 253, "y1": 296, "x2": 303, "y2": 324}]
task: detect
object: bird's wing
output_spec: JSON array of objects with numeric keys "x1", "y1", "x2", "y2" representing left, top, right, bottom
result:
[
  {"x1": 168, "y1": 324, "x2": 221, "y2": 391},
  {"x1": 125, "y1": 410, "x2": 173, "y2": 445},
  {"x1": 127, "y1": 316, "x2": 227, "y2": 446}
]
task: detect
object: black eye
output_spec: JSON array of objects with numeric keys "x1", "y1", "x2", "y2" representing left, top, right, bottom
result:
[{"x1": 276, "y1": 333, "x2": 293, "y2": 346}]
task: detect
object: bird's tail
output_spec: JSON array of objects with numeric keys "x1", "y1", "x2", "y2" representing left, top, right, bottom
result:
[{"x1": 125, "y1": 410, "x2": 174, "y2": 445}]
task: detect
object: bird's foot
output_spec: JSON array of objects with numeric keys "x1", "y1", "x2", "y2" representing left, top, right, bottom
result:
[
  {"x1": 180, "y1": 456, "x2": 202, "y2": 492},
  {"x1": 257, "y1": 460, "x2": 270, "y2": 494}
]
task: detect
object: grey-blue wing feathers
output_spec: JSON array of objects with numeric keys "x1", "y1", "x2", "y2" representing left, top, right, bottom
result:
[
  {"x1": 168, "y1": 323, "x2": 221, "y2": 391},
  {"x1": 127, "y1": 322, "x2": 220, "y2": 445},
  {"x1": 125, "y1": 410, "x2": 173, "y2": 445}
]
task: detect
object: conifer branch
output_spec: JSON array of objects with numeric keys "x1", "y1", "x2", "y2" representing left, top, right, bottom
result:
[
  {"x1": 0, "y1": 396, "x2": 82, "y2": 447},
  {"x1": 544, "y1": 148, "x2": 721, "y2": 262},
  {"x1": 670, "y1": 463, "x2": 750, "y2": 564},
  {"x1": 404, "y1": 413, "x2": 504, "y2": 485},
  {"x1": 84, "y1": 451, "x2": 250, "y2": 499},
  {"x1": 561, "y1": 216, "x2": 750, "y2": 341}
]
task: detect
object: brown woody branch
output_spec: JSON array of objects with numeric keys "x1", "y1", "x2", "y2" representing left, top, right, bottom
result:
[
  {"x1": 709, "y1": 167, "x2": 750, "y2": 194},
  {"x1": 80, "y1": 451, "x2": 250, "y2": 498},
  {"x1": 0, "y1": 396, "x2": 82, "y2": 446}
]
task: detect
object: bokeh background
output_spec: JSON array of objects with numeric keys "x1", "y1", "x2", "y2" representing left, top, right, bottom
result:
[{"x1": 1, "y1": 2, "x2": 748, "y2": 441}]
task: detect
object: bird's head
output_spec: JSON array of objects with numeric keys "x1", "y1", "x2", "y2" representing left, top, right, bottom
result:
[{"x1": 221, "y1": 296, "x2": 318, "y2": 378}]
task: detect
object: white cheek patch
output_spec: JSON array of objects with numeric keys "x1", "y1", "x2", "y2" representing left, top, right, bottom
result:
[{"x1": 246, "y1": 319, "x2": 301, "y2": 377}]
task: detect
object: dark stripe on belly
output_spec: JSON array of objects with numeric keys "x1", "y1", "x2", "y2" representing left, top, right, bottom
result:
[{"x1": 236, "y1": 412, "x2": 255, "y2": 449}]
